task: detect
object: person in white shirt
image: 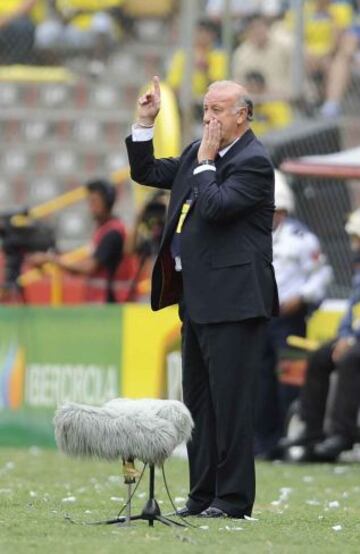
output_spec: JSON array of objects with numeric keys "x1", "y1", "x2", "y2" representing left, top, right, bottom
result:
[{"x1": 255, "y1": 170, "x2": 333, "y2": 459}]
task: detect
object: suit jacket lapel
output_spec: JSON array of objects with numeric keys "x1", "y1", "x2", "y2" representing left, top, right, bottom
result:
[
  {"x1": 162, "y1": 130, "x2": 256, "y2": 244},
  {"x1": 218, "y1": 129, "x2": 255, "y2": 164}
]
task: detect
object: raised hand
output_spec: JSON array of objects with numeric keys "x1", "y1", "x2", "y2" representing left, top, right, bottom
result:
[
  {"x1": 137, "y1": 76, "x2": 161, "y2": 126},
  {"x1": 197, "y1": 119, "x2": 221, "y2": 163}
]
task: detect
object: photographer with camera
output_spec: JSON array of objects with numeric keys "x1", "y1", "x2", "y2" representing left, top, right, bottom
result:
[
  {"x1": 31, "y1": 179, "x2": 126, "y2": 304},
  {"x1": 0, "y1": 211, "x2": 55, "y2": 303}
]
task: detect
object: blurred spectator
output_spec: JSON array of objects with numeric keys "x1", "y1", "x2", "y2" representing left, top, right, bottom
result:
[
  {"x1": 0, "y1": 0, "x2": 37, "y2": 64},
  {"x1": 321, "y1": 0, "x2": 360, "y2": 116},
  {"x1": 305, "y1": 0, "x2": 352, "y2": 106},
  {"x1": 35, "y1": 0, "x2": 121, "y2": 63},
  {"x1": 166, "y1": 18, "x2": 227, "y2": 114},
  {"x1": 255, "y1": 170, "x2": 332, "y2": 459},
  {"x1": 205, "y1": 0, "x2": 284, "y2": 22},
  {"x1": 283, "y1": 0, "x2": 353, "y2": 110},
  {"x1": 244, "y1": 71, "x2": 293, "y2": 136},
  {"x1": 304, "y1": 0, "x2": 352, "y2": 58},
  {"x1": 232, "y1": 14, "x2": 293, "y2": 98},
  {"x1": 281, "y1": 207, "x2": 360, "y2": 462},
  {"x1": 31, "y1": 179, "x2": 126, "y2": 304},
  {"x1": 121, "y1": 0, "x2": 176, "y2": 19},
  {"x1": 112, "y1": 0, "x2": 178, "y2": 41}
]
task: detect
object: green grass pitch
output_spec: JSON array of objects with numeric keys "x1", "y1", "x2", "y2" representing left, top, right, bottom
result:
[{"x1": 0, "y1": 448, "x2": 359, "y2": 554}]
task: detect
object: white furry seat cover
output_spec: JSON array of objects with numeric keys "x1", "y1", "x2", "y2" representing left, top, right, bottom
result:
[{"x1": 54, "y1": 398, "x2": 194, "y2": 465}]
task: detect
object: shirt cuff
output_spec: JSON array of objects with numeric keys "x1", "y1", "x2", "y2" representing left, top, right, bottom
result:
[
  {"x1": 193, "y1": 165, "x2": 216, "y2": 175},
  {"x1": 131, "y1": 124, "x2": 154, "y2": 142}
]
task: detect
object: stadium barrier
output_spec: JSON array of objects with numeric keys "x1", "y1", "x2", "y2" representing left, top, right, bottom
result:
[
  {"x1": 0, "y1": 300, "x2": 348, "y2": 448},
  {"x1": 0, "y1": 303, "x2": 180, "y2": 447}
]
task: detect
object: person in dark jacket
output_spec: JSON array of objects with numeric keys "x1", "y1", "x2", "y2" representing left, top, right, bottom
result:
[
  {"x1": 125, "y1": 76, "x2": 278, "y2": 518},
  {"x1": 282, "y1": 208, "x2": 360, "y2": 462}
]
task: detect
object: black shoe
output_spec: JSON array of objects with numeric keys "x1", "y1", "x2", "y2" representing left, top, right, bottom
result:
[
  {"x1": 279, "y1": 430, "x2": 324, "y2": 450},
  {"x1": 199, "y1": 506, "x2": 247, "y2": 519},
  {"x1": 175, "y1": 506, "x2": 201, "y2": 517},
  {"x1": 199, "y1": 507, "x2": 229, "y2": 518},
  {"x1": 313, "y1": 435, "x2": 354, "y2": 462}
]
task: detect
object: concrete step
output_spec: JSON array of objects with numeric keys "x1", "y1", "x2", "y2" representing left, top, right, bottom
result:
[
  {"x1": 0, "y1": 80, "x2": 132, "y2": 111},
  {"x1": 0, "y1": 166, "x2": 131, "y2": 203},
  {"x1": 0, "y1": 146, "x2": 127, "y2": 176},
  {"x1": 0, "y1": 126, "x2": 128, "y2": 148}
]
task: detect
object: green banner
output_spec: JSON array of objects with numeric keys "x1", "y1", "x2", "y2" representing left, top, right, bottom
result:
[{"x1": 0, "y1": 306, "x2": 122, "y2": 447}]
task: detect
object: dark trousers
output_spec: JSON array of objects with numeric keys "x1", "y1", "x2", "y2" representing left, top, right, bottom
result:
[
  {"x1": 181, "y1": 306, "x2": 267, "y2": 517},
  {"x1": 301, "y1": 340, "x2": 360, "y2": 441},
  {"x1": 255, "y1": 312, "x2": 306, "y2": 455}
]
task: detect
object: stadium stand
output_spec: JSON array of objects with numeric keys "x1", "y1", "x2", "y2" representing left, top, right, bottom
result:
[
  {"x1": 0, "y1": 76, "x2": 132, "y2": 250},
  {"x1": 1, "y1": 1, "x2": 360, "y2": 305}
]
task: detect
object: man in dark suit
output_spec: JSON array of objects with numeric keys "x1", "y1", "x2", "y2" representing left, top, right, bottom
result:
[{"x1": 125, "y1": 76, "x2": 278, "y2": 519}]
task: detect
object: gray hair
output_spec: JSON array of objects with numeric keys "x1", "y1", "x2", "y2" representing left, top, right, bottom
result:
[
  {"x1": 207, "y1": 80, "x2": 253, "y2": 120},
  {"x1": 236, "y1": 95, "x2": 254, "y2": 120}
]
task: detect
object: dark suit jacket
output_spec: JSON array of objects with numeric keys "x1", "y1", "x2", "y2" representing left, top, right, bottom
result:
[{"x1": 126, "y1": 128, "x2": 279, "y2": 324}]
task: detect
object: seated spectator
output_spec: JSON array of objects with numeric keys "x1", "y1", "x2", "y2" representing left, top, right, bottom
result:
[
  {"x1": 205, "y1": 0, "x2": 284, "y2": 22},
  {"x1": 35, "y1": 0, "x2": 122, "y2": 63},
  {"x1": 244, "y1": 71, "x2": 293, "y2": 136},
  {"x1": 255, "y1": 170, "x2": 332, "y2": 459},
  {"x1": 283, "y1": 0, "x2": 353, "y2": 110},
  {"x1": 121, "y1": 0, "x2": 176, "y2": 19},
  {"x1": 109, "y1": 0, "x2": 178, "y2": 42},
  {"x1": 281, "y1": 207, "x2": 360, "y2": 462},
  {"x1": 166, "y1": 18, "x2": 227, "y2": 118},
  {"x1": 232, "y1": 13, "x2": 293, "y2": 99},
  {"x1": 321, "y1": 0, "x2": 360, "y2": 116},
  {"x1": 0, "y1": 0, "x2": 37, "y2": 64}
]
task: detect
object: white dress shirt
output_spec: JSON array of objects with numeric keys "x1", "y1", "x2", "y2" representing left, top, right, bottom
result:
[{"x1": 131, "y1": 124, "x2": 240, "y2": 173}]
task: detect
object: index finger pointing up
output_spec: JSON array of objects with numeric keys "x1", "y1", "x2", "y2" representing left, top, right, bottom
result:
[{"x1": 153, "y1": 75, "x2": 161, "y2": 97}]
